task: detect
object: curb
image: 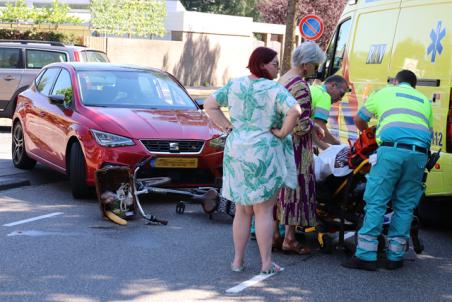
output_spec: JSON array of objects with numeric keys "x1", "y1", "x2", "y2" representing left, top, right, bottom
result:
[{"x1": 0, "y1": 177, "x2": 30, "y2": 191}]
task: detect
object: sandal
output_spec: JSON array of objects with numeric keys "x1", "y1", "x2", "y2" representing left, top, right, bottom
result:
[
  {"x1": 282, "y1": 239, "x2": 311, "y2": 255},
  {"x1": 260, "y1": 262, "x2": 284, "y2": 275},
  {"x1": 230, "y1": 263, "x2": 245, "y2": 273}
]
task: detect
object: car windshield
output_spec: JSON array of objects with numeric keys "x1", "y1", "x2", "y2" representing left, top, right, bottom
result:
[{"x1": 77, "y1": 69, "x2": 196, "y2": 110}]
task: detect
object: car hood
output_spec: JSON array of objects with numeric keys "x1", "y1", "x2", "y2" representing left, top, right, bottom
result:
[{"x1": 84, "y1": 107, "x2": 221, "y2": 140}]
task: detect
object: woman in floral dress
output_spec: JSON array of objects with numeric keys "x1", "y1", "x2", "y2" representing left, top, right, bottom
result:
[
  {"x1": 205, "y1": 47, "x2": 301, "y2": 274},
  {"x1": 275, "y1": 42, "x2": 326, "y2": 254}
]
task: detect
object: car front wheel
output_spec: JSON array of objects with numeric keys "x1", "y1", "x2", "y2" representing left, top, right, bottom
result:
[
  {"x1": 12, "y1": 122, "x2": 36, "y2": 169},
  {"x1": 69, "y1": 142, "x2": 90, "y2": 199}
]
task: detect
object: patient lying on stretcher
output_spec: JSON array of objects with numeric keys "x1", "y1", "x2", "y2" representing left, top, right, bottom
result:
[{"x1": 314, "y1": 144, "x2": 353, "y2": 182}]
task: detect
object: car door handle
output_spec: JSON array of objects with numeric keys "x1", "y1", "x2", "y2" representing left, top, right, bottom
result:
[{"x1": 3, "y1": 75, "x2": 16, "y2": 81}]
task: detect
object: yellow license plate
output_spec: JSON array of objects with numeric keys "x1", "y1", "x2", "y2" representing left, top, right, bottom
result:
[{"x1": 154, "y1": 158, "x2": 198, "y2": 168}]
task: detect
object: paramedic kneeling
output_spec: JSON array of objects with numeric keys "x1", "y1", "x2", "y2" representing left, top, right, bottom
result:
[
  {"x1": 310, "y1": 75, "x2": 348, "y2": 150},
  {"x1": 342, "y1": 70, "x2": 433, "y2": 271}
]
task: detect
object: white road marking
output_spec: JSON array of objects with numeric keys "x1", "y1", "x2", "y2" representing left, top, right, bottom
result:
[
  {"x1": 7, "y1": 230, "x2": 80, "y2": 237},
  {"x1": 3, "y1": 212, "x2": 63, "y2": 227},
  {"x1": 225, "y1": 273, "x2": 275, "y2": 294}
]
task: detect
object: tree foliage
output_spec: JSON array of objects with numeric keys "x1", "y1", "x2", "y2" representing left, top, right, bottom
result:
[
  {"x1": 257, "y1": 0, "x2": 347, "y2": 48},
  {"x1": 0, "y1": 0, "x2": 81, "y2": 27},
  {"x1": 90, "y1": 0, "x2": 166, "y2": 38},
  {"x1": 34, "y1": 0, "x2": 82, "y2": 27},
  {"x1": 1, "y1": 0, "x2": 33, "y2": 24},
  {"x1": 180, "y1": 0, "x2": 260, "y2": 20}
]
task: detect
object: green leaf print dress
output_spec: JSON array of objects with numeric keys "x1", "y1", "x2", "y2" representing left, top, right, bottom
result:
[{"x1": 213, "y1": 76, "x2": 298, "y2": 206}]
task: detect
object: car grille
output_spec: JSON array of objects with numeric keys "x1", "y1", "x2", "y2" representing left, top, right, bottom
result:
[{"x1": 141, "y1": 140, "x2": 204, "y2": 153}]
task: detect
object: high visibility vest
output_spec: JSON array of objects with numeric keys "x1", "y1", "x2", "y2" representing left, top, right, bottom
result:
[
  {"x1": 357, "y1": 83, "x2": 433, "y2": 147},
  {"x1": 310, "y1": 85, "x2": 331, "y2": 122}
]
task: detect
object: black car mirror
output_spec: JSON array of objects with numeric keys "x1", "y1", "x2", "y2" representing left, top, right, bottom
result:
[
  {"x1": 195, "y1": 99, "x2": 204, "y2": 109},
  {"x1": 49, "y1": 94, "x2": 65, "y2": 105}
]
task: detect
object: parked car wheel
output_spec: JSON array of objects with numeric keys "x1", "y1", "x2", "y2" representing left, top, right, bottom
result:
[
  {"x1": 11, "y1": 122, "x2": 36, "y2": 169},
  {"x1": 70, "y1": 142, "x2": 90, "y2": 199}
]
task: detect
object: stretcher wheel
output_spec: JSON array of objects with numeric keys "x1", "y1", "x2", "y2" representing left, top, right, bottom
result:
[
  {"x1": 319, "y1": 233, "x2": 334, "y2": 254},
  {"x1": 176, "y1": 201, "x2": 185, "y2": 214},
  {"x1": 411, "y1": 231, "x2": 424, "y2": 254},
  {"x1": 377, "y1": 235, "x2": 386, "y2": 252},
  {"x1": 413, "y1": 240, "x2": 424, "y2": 254}
]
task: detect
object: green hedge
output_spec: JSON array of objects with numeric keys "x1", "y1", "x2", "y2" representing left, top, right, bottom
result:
[{"x1": 0, "y1": 29, "x2": 79, "y2": 44}]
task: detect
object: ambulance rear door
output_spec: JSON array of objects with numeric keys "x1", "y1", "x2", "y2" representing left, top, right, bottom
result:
[{"x1": 389, "y1": 0, "x2": 452, "y2": 196}]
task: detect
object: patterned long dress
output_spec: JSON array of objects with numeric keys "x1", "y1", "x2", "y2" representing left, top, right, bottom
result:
[
  {"x1": 277, "y1": 73, "x2": 317, "y2": 226},
  {"x1": 212, "y1": 76, "x2": 298, "y2": 206}
]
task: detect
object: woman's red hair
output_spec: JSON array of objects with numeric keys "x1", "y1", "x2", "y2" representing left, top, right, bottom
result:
[{"x1": 247, "y1": 47, "x2": 277, "y2": 80}]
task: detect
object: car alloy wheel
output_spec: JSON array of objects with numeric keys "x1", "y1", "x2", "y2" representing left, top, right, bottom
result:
[{"x1": 11, "y1": 122, "x2": 36, "y2": 169}]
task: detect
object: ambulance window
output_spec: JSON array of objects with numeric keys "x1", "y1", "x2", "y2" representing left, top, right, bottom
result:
[{"x1": 326, "y1": 19, "x2": 352, "y2": 76}]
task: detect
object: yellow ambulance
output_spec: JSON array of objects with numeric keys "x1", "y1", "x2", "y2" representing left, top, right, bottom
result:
[{"x1": 321, "y1": 0, "x2": 452, "y2": 205}]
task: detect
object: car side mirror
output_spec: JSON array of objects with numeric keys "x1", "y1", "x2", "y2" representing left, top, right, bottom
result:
[
  {"x1": 49, "y1": 94, "x2": 65, "y2": 105},
  {"x1": 195, "y1": 99, "x2": 204, "y2": 110}
]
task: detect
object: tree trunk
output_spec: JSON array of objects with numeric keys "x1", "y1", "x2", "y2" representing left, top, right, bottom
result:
[{"x1": 282, "y1": 0, "x2": 298, "y2": 75}]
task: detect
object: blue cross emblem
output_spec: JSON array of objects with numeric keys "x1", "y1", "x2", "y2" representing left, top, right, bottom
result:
[{"x1": 427, "y1": 21, "x2": 446, "y2": 63}]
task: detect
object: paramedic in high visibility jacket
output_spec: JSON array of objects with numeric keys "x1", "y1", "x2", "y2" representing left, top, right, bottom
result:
[
  {"x1": 343, "y1": 70, "x2": 433, "y2": 271},
  {"x1": 310, "y1": 75, "x2": 348, "y2": 149}
]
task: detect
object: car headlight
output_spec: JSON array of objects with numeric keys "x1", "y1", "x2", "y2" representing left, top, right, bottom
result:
[
  {"x1": 209, "y1": 132, "x2": 228, "y2": 149},
  {"x1": 90, "y1": 129, "x2": 135, "y2": 147}
]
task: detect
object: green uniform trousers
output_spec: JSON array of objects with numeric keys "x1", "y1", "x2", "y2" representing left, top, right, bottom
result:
[{"x1": 356, "y1": 146, "x2": 428, "y2": 261}]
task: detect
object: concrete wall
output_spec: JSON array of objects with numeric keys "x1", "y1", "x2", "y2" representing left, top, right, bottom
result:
[
  {"x1": 86, "y1": 34, "x2": 280, "y2": 87},
  {"x1": 83, "y1": 4, "x2": 298, "y2": 86}
]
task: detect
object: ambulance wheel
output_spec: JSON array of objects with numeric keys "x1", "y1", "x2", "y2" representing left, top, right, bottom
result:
[
  {"x1": 176, "y1": 201, "x2": 185, "y2": 214},
  {"x1": 418, "y1": 196, "x2": 451, "y2": 227}
]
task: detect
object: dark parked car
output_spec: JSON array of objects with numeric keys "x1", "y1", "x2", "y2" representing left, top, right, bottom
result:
[{"x1": 12, "y1": 62, "x2": 225, "y2": 198}]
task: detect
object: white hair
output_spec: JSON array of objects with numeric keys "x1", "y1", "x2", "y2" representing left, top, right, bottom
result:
[{"x1": 291, "y1": 41, "x2": 326, "y2": 67}]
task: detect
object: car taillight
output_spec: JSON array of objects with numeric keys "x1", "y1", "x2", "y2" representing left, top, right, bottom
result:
[
  {"x1": 74, "y1": 51, "x2": 81, "y2": 62},
  {"x1": 446, "y1": 88, "x2": 452, "y2": 153}
]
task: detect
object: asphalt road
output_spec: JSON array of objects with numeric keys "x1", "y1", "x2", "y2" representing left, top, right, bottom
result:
[{"x1": 1, "y1": 122, "x2": 452, "y2": 302}]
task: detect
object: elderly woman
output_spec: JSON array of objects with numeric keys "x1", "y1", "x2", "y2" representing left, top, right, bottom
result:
[
  {"x1": 274, "y1": 42, "x2": 326, "y2": 254},
  {"x1": 204, "y1": 47, "x2": 301, "y2": 274}
]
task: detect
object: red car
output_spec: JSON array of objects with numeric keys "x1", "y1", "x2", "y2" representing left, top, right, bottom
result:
[{"x1": 12, "y1": 63, "x2": 225, "y2": 198}]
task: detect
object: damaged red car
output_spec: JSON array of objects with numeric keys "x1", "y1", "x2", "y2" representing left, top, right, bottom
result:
[{"x1": 12, "y1": 63, "x2": 225, "y2": 198}]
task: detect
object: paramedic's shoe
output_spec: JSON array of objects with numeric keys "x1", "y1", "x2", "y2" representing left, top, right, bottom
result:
[
  {"x1": 341, "y1": 256, "x2": 377, "y2": 271},
  {"x1": 385, "y1": 259, "x2": 404, "y2": 270}
]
